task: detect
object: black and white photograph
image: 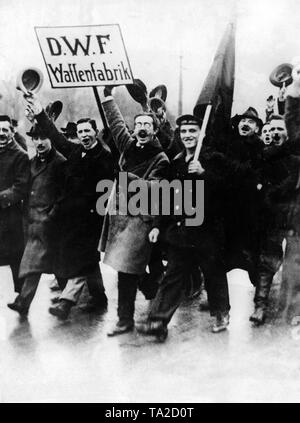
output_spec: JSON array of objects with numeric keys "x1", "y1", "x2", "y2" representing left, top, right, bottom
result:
[{"x1": 0, "y1": 0, "x2": 300, "y2": 405}]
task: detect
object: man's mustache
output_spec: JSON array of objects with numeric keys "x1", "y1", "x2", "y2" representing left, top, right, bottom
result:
[
  {"x1": 138, "y1": 129, "x2": 148, "y2": 137},
  {"x1": 241, "y1": 125, "x2": 251, "y2": 131}
]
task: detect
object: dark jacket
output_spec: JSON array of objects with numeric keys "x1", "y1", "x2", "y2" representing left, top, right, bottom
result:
[
  {"x1": 19, "y1": 148, "x2": 66, "y2": 278},
  {"x1": 0, "y1": 142, "x2": 30, "y2": 263},
  {"x1": 160, "y1": 148, "x2": 227, "y2": 249},
  {"x1": 14, "y1": 132, "x2": 27, "y2": 152},
  {"x1": 224, "y1": 132, "x2": 265, "y2": 256},
  {"x1": 260, "y1": 142, "x2": 300, "y2": 235},
  {"x1": 157, "y1": 121, "x2": 181, "y2": 160},
  {"x1": 35, "y1": 110, "x2": 114, "y2": 278},
  {"x1": 100, "y1": 97, "x2": 169, "y2": 274}
]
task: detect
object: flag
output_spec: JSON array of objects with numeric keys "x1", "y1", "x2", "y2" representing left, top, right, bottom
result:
[{"x1": 193, "y1": 21, "x2": 236, "y2": 135}]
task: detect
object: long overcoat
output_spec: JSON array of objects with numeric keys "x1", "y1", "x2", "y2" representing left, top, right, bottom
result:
[
  {"x1": 0, "y1": 142, "x2": 30, "y2": 264},
  {"x1": 19, "y1": 148, "x2": 66, "y2": 278},
  {"x1": 99, "y1": 97, "x2": 169, "y2": 274},
  {"x1": 223, "y1": 131, "x2": 265, "y2": 271},
  {"x1": 35, "y1": 111, "x2": 114, "y2": 278}
]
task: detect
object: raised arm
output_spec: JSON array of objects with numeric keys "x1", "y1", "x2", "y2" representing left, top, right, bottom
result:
[
  {"x1": 101, "y1": 87, "x2": 133, "y2": 154},
  {"x1": 25, "y1": 93, "x2": 74, "y2": 158}
]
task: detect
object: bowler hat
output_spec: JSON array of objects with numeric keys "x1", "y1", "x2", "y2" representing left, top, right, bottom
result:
[
  {"x1": 26, "y1": 124, "x2": 48, "y2": 138},
  {"x1": 45, "y1": 100, "x2": 63, "y2": 122},
  {"x1": 149, "y1": 84, "x2": 167, "y2": 102},
  {"x1": 61, "y1": 122, "x2": 77, "y2": 137},
  {"x1": 176, "y1": 114, "x2": 203, "y2": 127},
  {"x1": 126, "y1": 78, "x2": 148, "y2": 105},
  {"x1": 269, "y1": 63, "x2": 293, "y2": 88},
  {"x1": 231, "y1": 107, "x2": 263, "y2": 129}
]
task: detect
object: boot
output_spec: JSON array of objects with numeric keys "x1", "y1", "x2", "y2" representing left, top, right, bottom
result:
[
  {"x1": 7, "y1": 296, "x2": 29, "y2": 316},
  {"x1": 249, "y1": 306, "x2": 266, "y2": 325},
  {"x1": 251, "y1": 273, "x2": 273, "y2": 325},
  {"x1": 212, "y1": 312, "x2": 230, "y2": 333},
  {"x1": 49, "y1": 299, "x2": 74, "y2": 320},
  {"x1": 136, "y1": 320, "x2": 168, "y2": 342}
]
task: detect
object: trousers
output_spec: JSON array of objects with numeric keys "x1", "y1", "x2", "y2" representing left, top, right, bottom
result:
[
  {"x1": 149, "y1": 239, "x2": 230, "y2": 325},
  {"x1": 60, "y1": 265, "x2": 105, "y2": 304}
]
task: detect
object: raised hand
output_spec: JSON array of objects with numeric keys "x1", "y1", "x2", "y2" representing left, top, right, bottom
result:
[{"x1": 24, "y1": 92, "x2": 43, "y2": 115}]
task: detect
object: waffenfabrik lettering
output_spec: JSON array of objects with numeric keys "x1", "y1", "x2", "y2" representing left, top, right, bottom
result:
[{"x1": 47, "y1": 61, "x2": 131, "y2": 84}]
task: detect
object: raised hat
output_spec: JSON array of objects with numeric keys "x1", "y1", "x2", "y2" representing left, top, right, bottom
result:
[
  {"x1": 126, "y1": 78, "x2": 148, "y2": 105},
  {"x1": 269, "y1": 63, "x2": 293, "y2": 88},
  {"x1": 61, "y1": 122, "x2": 77, "y2": 137},
  {"x1": 149, "y1": 84, "x2": 167, "y2": 102},
  {"x1": 231, "y1": 107, "x2": 263, "y2": 129},
  {"x1": 16, "y1": 67, "x2": 43, "y2": 95},
  {"x1": 45, "y1": 100, "x2": 63, "y2": 122}
]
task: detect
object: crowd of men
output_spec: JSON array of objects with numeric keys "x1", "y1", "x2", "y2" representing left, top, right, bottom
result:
[{"x1": 2, "y1": 64, "x2": 300, "y2": 342}]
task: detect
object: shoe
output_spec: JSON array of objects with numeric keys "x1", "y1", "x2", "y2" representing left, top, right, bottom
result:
[
  {"x1": 212, "y1": 312, "x2": 230, "y2": 333},
  {"x1": 80, "y1": 293, "x2": 108, "y2": 313},
  {"x1": 249, "y1": 307, "x2": 266, "y2": 325},
  {"x1": 49, "y1": 299, "x2": 73, "y2": 320},
  {"x1": 51, "y1": 296, "x2": 61, "y2": 304},
  {"x1": 107, "y1": 321, "x2": 134, "y2": 337},
  {"x1": 198, "y1": 289, "x2": 209, "y2": 311},
  {"x1": 7, "y1": 301, "x2": 29, "y2": 316},
  {"x1": 136, "y1": 320, "x2": 168, "y2": 342}
]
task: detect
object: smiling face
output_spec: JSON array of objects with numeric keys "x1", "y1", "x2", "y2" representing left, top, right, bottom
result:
[
  {"x1": 180, "y1": 123, "x2": 201, "y2": 151},
  {"x1": 77, "y1": 121, "x2": 97, "y2": 150},
  {"x1": 269, "y1": 118, "x2": 287, "y2": 146},
  {"x1": 238, "y1": 117, "x2": 259, "y2": 137},
  {"x1": 261, "y1": 123, "x2": 272, "y2": 145},
  {"x1": 133, "y1": 115, "x2": 156, "y2": 145},
  {"x1": 0, "y1": 120, "x2": 13, "y2": 148}
]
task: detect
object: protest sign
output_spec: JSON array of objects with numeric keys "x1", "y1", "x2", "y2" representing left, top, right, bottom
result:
[{"x1": 35, "y1": 24, "x2": 134, "y2": 88}]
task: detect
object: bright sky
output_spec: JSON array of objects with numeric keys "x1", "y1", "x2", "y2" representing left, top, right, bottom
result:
[{"x1": 0, "y1": 0, "x2": 299, "y2": 119}]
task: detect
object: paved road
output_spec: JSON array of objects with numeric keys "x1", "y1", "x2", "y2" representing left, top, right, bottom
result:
[{"x1": 0, "y1": 264, "x2": 299, "y2": 403}]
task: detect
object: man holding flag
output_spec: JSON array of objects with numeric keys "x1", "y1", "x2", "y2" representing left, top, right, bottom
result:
[{"x1": 136, "y1": 114, "x2": 231, "y2": 341}]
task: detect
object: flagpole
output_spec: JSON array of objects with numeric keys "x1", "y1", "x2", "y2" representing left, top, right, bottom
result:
[{"x1": 193, "y1": 104, "x2": 212, "y2": 161}]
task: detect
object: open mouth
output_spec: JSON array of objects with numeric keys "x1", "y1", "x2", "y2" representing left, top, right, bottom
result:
[{"x1": 138, "y1": 130, "x2": 148, "y2": 139}]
